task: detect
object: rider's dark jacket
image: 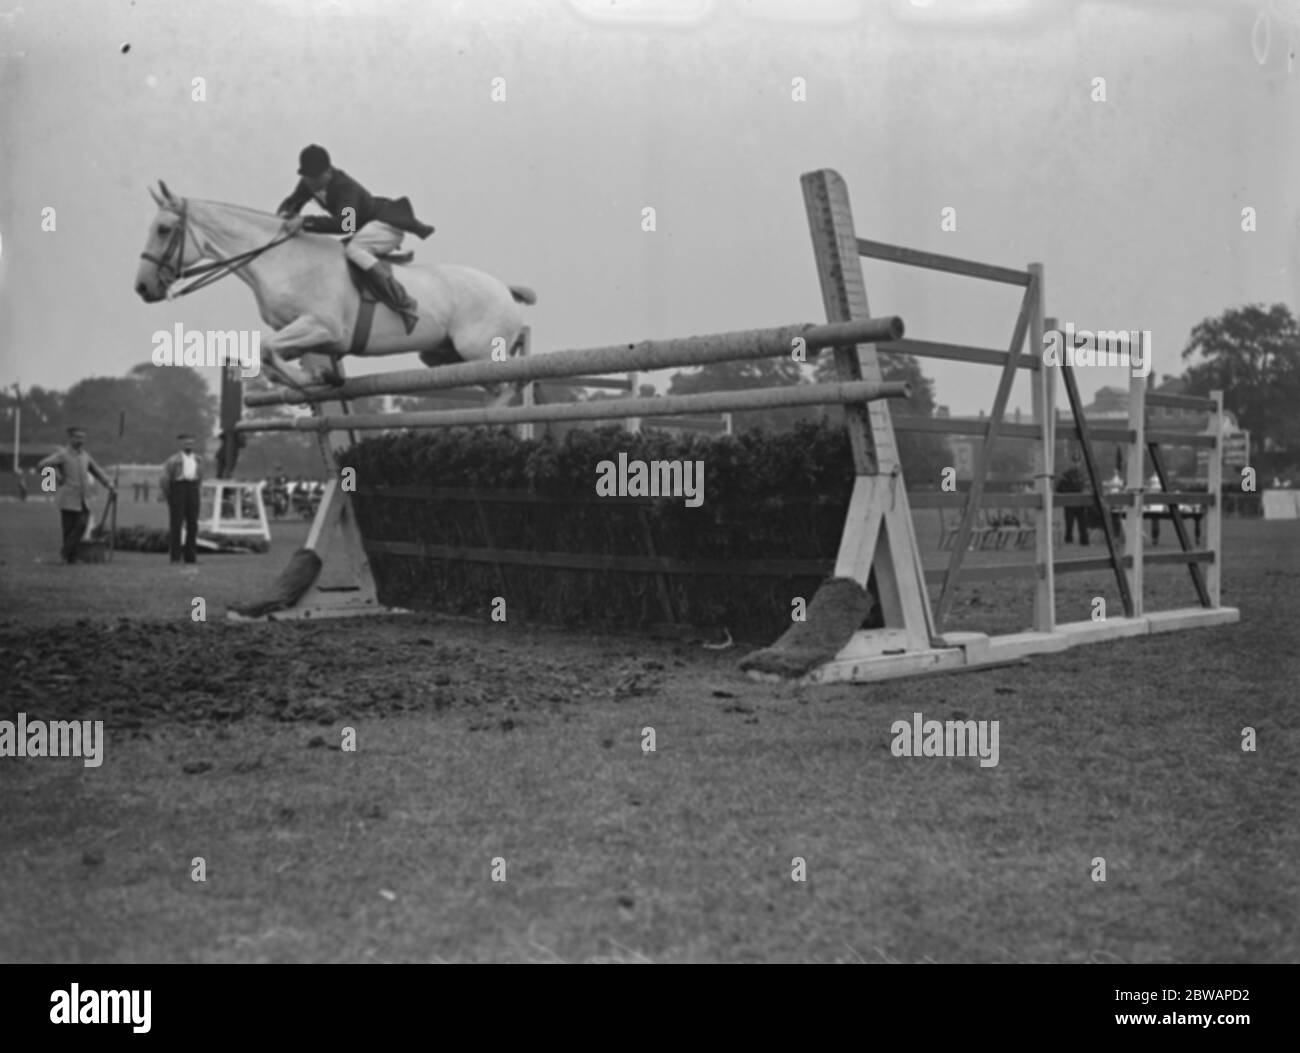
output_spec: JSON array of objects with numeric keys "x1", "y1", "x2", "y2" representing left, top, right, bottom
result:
[{"x1": 277, "y1": 168, "x2": 434, "y2": 239}]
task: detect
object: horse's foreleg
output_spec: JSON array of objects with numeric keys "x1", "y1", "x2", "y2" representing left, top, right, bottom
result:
[
  {"x1": 261, "y1": 317, "x2": 342, "y2": 388},
  {"x1": 260, "y1": 352, "x2": 307, "y2": 390}
]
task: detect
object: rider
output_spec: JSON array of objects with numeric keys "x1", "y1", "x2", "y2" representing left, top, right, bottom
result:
[{"x1": 276, "y1": 144, "x2": 434, "y2": 334}]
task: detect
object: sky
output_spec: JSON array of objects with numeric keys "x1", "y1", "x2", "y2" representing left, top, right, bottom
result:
[{"x1": 1, "y1": 0, "x2": 1296, "y2": 418}]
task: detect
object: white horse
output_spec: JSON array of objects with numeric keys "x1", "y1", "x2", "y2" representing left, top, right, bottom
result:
[{"x1": 133, "y1": 181, "x2": 536, "y2": 395}]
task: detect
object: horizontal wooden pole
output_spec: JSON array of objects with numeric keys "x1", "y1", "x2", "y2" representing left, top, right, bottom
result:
[
  {"x1": 893, "y1": 416, "x2": 1044, "y2": 441},
  {"x1": 873, "y1": 415, "x2": 1215, "y2": 449},
  {"x1": 244, "y1": 316, "x2": 905, "y2": 407},
  {"x1": 358, "y1": 485, "x2": 668, "y2": 506},
  {"x1": 364, "y1": 539, "x2": 832, "y2": 578},
  {"x1": 893, "y1": 420, "x2": 1133, "y2": 445},
  {"x1": 1053, "y1": 492, "x2": 1213, "y2": 508},
  {"x1": 923, "y1": 549, "x2": 1217, "y2": 584},
  {"x1": 856, "y1": 238, "x2": 1032, "y2": 287},
  {"x1": 543, "y1": 376, "x2": 635, "y2": 391},
  {"x1": 1142, "y1": 429, "x2": 1219, "y2": 448},
  {"x1": 923, "y1": 563, "x2": 1039, "y2": 585},
  {"x1": 237, "y1": 379, "x2": 912, "y2": 434},
  {"x1": 1054, "y1": 550, "x2": 1214, "y2": 575},
  {"x1": 364, "y1": 485, "x2": 1212, "y2": 512},
  {"x1": 1058, "y1": 424, "x2": 1214, "y2": 448},
  {"x1": 909, "y1": 491, "x2": 1045, "y2": 509},
  {"x1": 1143, "y1": 391, "x2": 1216, "y2": 412},
  {"x1": 644, "y1": 416, "x2": 729, "y2": 431},
  {"x1": 910, "y1": 491, "x2": 1214, "y2": 510},
  {"x1": 1135, "y1": 491, "x2": 1215, "y2": 505},
  {"x1": 879, "y1": 338, "x2": 1040, "y2": 371},
  {"x1": 374, "y1": 379, "x2": 635, "y2": 406},
  {"x1": 390, "y1": 388, "x2": 488, "y2": 404},
  {"x1": 1142, "y1": 549, "x2": 1216, "y2": 566}
]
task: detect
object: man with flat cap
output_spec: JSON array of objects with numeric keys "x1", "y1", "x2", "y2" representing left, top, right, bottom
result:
[
  {"x1": 37, "y1": 426, "x2": 115, "y2": 564},
  {"x1": 160, "y1": 433, "x2": 205, "y2": 564}
]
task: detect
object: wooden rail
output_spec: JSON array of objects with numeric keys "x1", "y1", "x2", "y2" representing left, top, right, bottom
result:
[
  {"x1": 238, "y1": 379, "x2": 912, "y2": 433},
  {"x1": 244, "y1": 316, "x2": 905, "y2": 407}
]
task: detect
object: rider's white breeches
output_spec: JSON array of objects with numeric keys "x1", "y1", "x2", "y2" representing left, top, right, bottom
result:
[{"x1": 346, "y1": 221, "x2": 404, "y2": 270}]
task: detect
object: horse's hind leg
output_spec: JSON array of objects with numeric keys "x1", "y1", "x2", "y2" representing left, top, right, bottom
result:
[
  {"x1": 467, "y1": 325, "x2": 526, "y2": 409},
  {"x1": 415, "y1": 336, "x2": 517, "y2": 407},
  {"x1": 418, "y1": 337, "x2": 460, "y2": 369}
]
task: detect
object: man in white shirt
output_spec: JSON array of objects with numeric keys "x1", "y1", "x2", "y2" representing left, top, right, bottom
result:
[{"x1": 159, "y1": 433, "x2": 204, "y2": 564}]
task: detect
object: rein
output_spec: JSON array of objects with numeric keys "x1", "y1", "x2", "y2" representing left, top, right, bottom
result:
[{"x1": 139, "y1": 199, "x2": 298, "y2": 299}]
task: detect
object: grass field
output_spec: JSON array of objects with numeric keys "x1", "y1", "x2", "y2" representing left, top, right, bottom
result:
[{"x1": 0, "y1": 496, "x2": 1296, "y2": 963}]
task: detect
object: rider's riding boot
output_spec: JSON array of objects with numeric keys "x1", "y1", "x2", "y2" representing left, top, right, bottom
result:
[{"x1": 364, "y1": 261, "x2": 420, "y2": 334}]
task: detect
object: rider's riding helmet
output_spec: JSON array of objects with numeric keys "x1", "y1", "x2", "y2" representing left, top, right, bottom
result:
[{"x1": 298, "y1": 144, "x2": 331, "y2": 177}]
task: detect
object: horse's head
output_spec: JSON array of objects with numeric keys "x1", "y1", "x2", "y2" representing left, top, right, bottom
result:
[{"x1": 134, "y1": 181, "x2": 204, "y2": 302}]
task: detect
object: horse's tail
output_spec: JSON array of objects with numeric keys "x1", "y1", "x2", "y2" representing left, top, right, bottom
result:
[{"x1": 509, "y1": 285, "x2": 537, "y2": 306}]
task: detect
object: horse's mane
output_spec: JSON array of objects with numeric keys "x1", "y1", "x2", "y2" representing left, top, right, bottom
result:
[
  {"x1": 186, "y1": 198, "x2": 282, "y2": 220},
  {"x1": 155, "y1": 195, "x2": 280, "y2": 224}
]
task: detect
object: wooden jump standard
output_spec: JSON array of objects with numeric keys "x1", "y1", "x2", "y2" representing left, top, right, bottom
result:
[{"x1": 738, "y1": 168, "x2": 1238, "y2": 683}]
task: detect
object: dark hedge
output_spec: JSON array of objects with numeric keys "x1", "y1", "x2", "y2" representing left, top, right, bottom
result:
[{"x1": 342, "y1": 421, "x2": 863, "y2": 641}]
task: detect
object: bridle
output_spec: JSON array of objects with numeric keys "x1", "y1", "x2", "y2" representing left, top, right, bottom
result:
[{"x1": 139, "y1": 198, "x2": 298, "y2": 299}]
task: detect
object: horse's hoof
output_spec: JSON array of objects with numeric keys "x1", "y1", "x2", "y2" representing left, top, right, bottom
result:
[
  {"x1": 270, "y1": 369, "x2": 311, "y2": 391},
  {"x1": 486, "y1": 383, "x2": 523, "y2": 410},
  {"x1": 300, "y1": 365, "x2": 343, "y2": 388}
]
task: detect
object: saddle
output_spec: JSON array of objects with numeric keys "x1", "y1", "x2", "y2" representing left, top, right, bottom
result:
[{"x1": 344, "y1": 253, "x2": 414, "y2": 353}]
